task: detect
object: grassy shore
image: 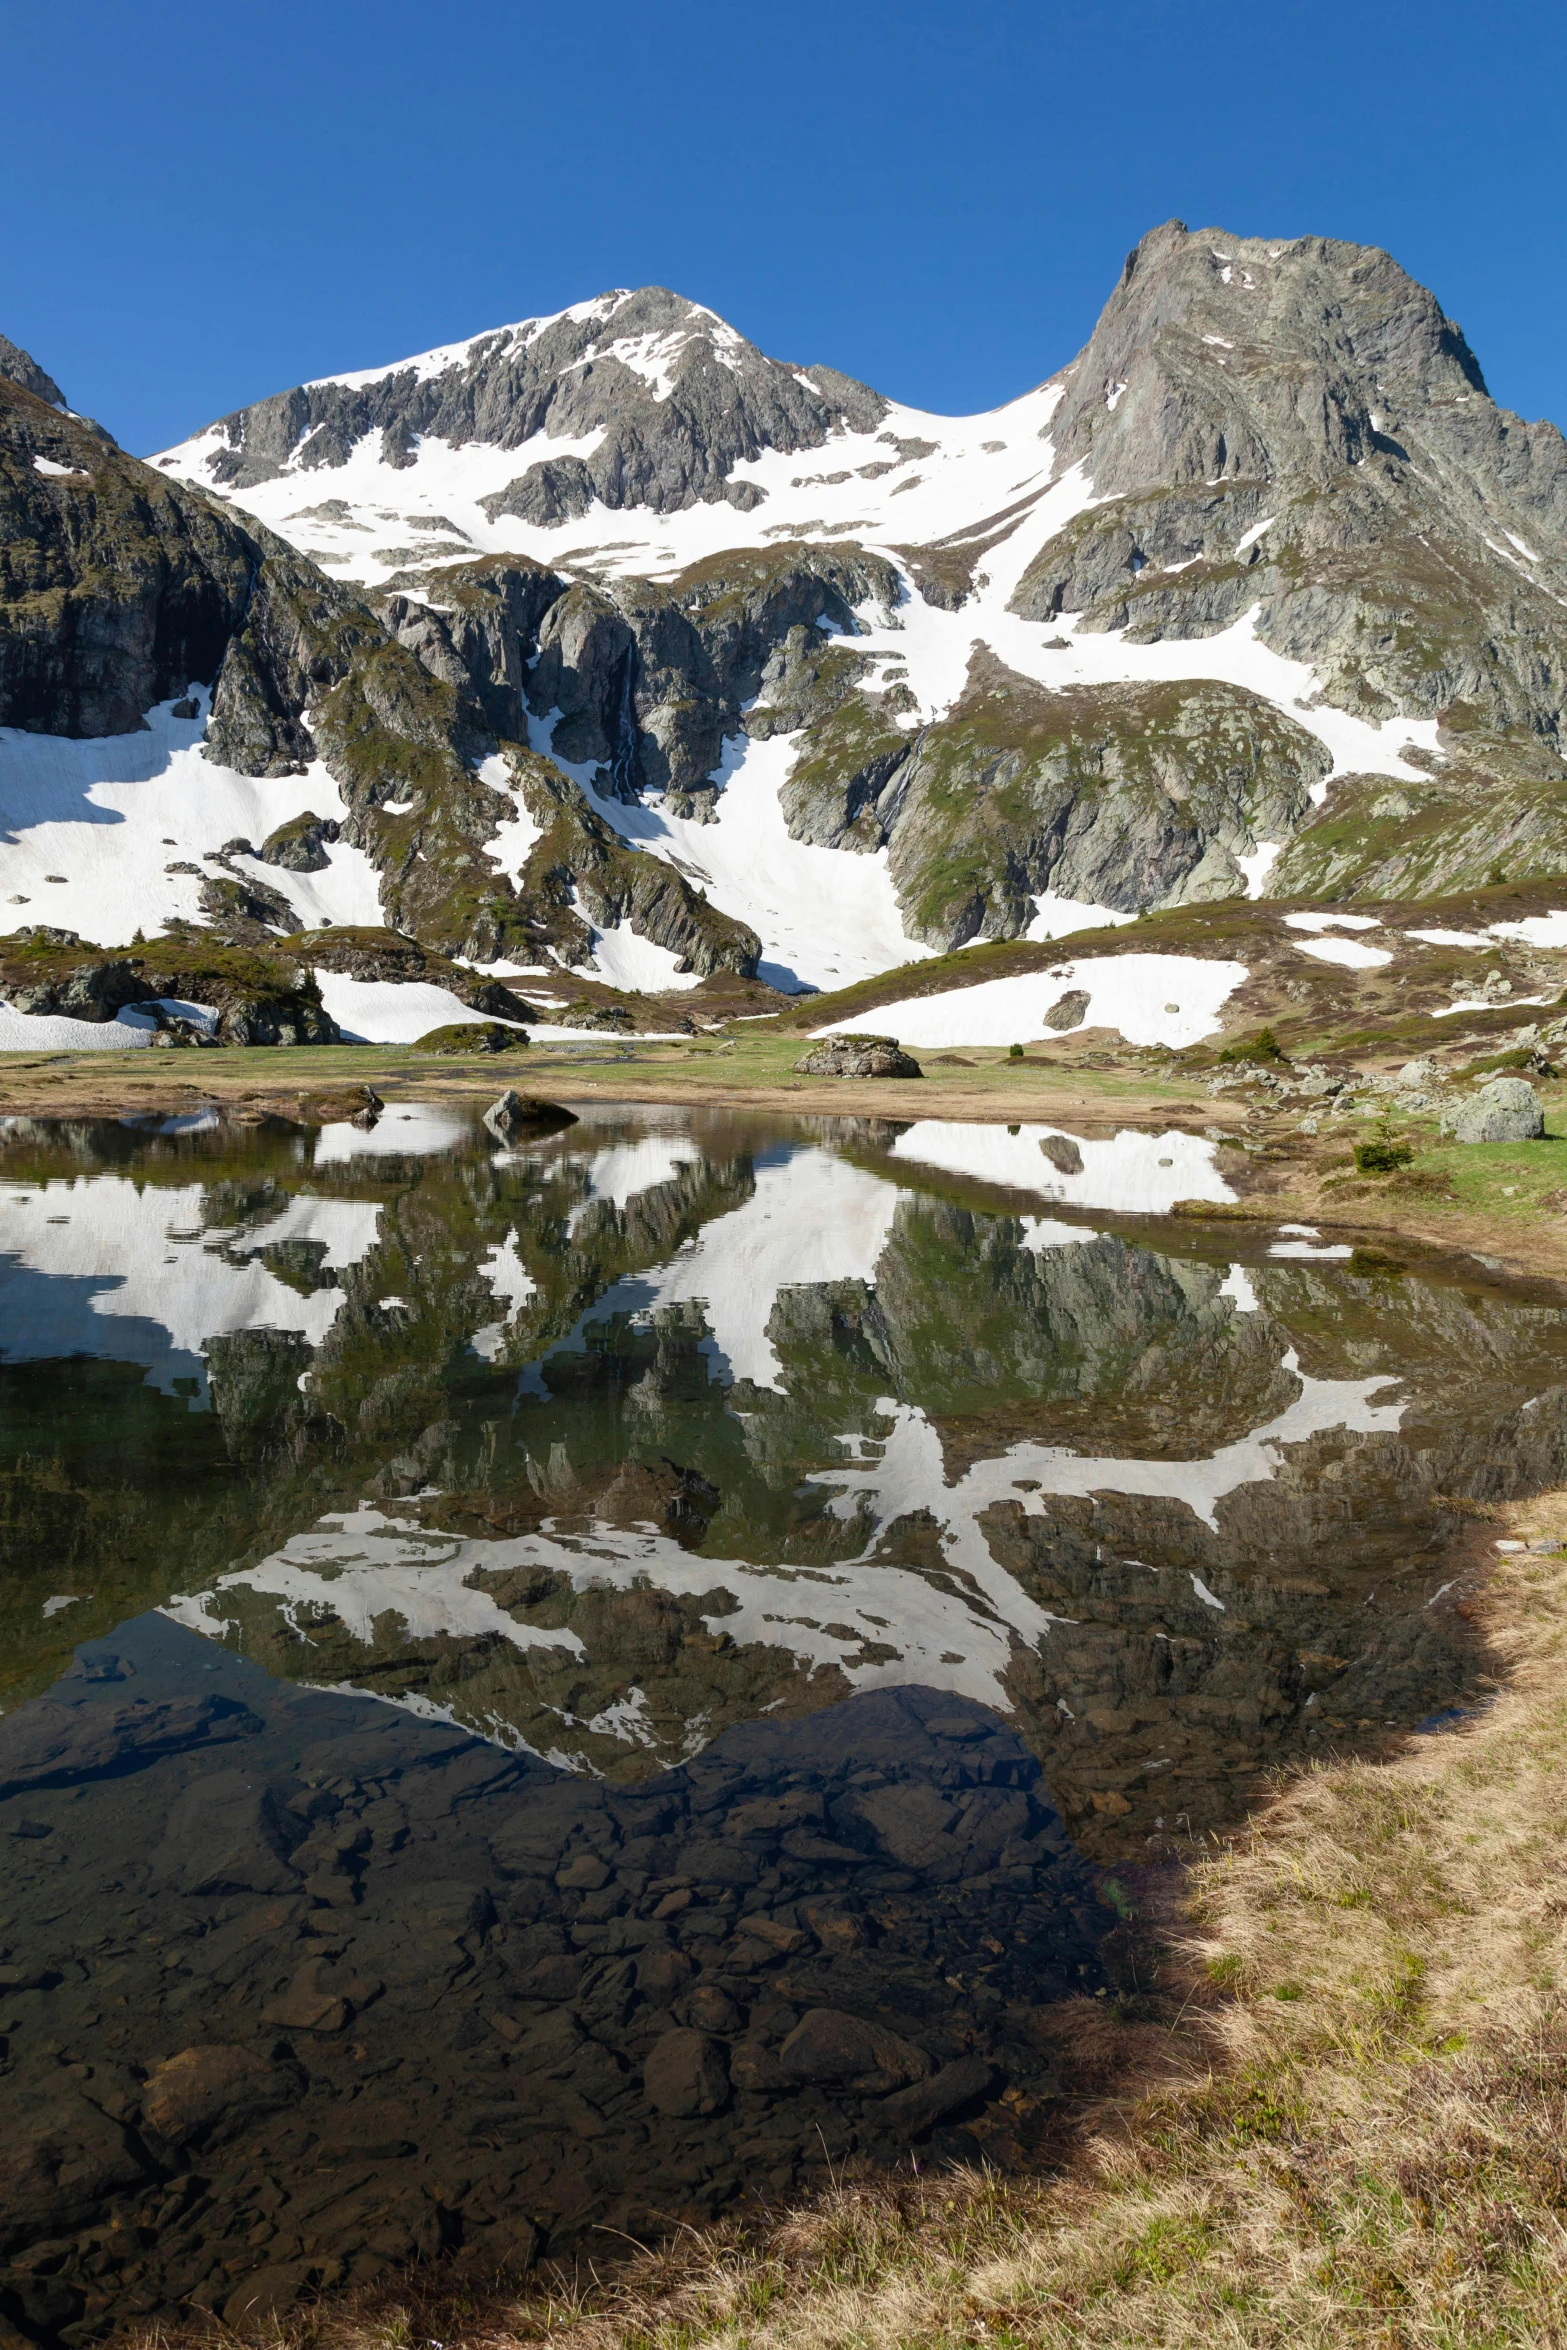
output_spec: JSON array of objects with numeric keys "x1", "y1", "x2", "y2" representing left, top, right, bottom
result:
[{"x1": 181, "y1": 1492, "x2": 1567, "y2": 2350}]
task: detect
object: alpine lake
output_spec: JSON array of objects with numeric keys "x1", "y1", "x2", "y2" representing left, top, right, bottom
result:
[{"x1": 0, "y1": 1095, "x2": 1558, "y2": 2342}]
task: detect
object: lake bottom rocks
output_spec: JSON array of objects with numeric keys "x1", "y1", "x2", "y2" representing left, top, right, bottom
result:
[{"x1": 0, "y1": 1617, "x2": 1112, "y2": 2345}]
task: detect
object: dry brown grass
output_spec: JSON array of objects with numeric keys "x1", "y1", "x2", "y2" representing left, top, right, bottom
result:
[{"x1": 133, "y1": 1501, "x2": 1567, "y2": 2350}]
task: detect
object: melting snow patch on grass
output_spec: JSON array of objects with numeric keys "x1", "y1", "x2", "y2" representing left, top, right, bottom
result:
[
  {"x1": 822, "y1": 953, "x2": 1247, "y2": 1049},
  {"x1": 1292, "y1": 935, "x2": 1393, "y2": 969}
]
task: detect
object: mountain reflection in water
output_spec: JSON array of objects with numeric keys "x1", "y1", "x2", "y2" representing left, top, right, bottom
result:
[{"x1": 0, "y1": 1103, "x2": 1561, "y2": 2337}]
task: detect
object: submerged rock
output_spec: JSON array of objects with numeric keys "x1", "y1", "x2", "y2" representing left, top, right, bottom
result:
[
  {"x1": 779, "y1": 2007, "x2": 932, "y2": 2094},
  {"x1": 794, "y1": 1035, "x2": 923, "y2": 1079},
  {"x1": 642, "y1": 2027, "x2": 730, "y2": 2117}
]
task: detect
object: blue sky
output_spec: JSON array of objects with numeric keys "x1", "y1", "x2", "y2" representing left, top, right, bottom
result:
[{"x1": 7, "y1": 0, "x2": 1566, "y2": 455}]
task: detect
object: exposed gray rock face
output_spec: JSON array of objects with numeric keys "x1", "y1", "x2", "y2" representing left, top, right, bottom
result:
[
  {"x1": 0, "y1": 333, "x2": 65, "y2": 408},
  {"x1": 1441, "y1": 1075, "x2": 1545, "y2": 1143},
  {"x1": 1043, "y1": 989, "x2": 1092, "y2": 1032},
  {"x1": 504, "y1": 749, "x2": 762, "y2": 976},
  {"x1": 0, "y1": 372, "x2": 259, "y2": 739},
  {"x1": 375, "y1": 542, "x2": 897, "y2": 810},
  {"x1": 1014, "y1": 220, "x2": 1567, "y2": 752},
  {"x1": 794, "y1": 1036, "x2": 922, "y2": 1079},
  {"x1": 258, "y1": 811, "x2": 340, "y2": 870},
  {"x1": 197, "y1": 288, "x2": 888, "y2": 515},
  {"x1": 874, "y1": 652, "x2": 1329, "y2": 946},
  {"x1": 378, "y1": 557, "x2": 565, "y2": 740}
]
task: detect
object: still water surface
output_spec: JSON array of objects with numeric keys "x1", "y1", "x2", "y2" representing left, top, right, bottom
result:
[{"x1": 0, "y1": 1102, "x2": 1558, "y2": 2339}]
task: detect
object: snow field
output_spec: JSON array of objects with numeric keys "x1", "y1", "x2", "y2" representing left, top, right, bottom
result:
[
  {"x1": 541, "y1": 716, "x2": 933, "y2": 994},
  {"x1": 0, "y1": 1006, "x2": 153, "y2": 1052},
  {"x1": 312, "y1": 973, "x2": 520, "y2": 1044},
  {"x1": 821, "y1": 952, "x2": 1249, "y2": 1050},
  {"x1": 1292, "y1": 936, "x2": 1394, "y2": 970},
  {"x1": 0, "y1": 695, "x2": 384, "y2": 948}
]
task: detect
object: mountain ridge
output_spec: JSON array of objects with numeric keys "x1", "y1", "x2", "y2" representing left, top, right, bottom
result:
[{"x1": 6, "y1": 221, "x2": 1567, "y2": 1050}]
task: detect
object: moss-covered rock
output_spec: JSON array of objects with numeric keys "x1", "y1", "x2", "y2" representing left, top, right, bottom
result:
[
  {"x1": 1269, "y1": 710, "x2": 1567, "y2": 899},
  {"x1": 408, "y1": 1020, "x2": 528, "y2": 1054},
  {"x1": 257, "y1": 810, "x2": 340, "y2": 870},
  {"x1": 881, "y1": 650, "x2": 1329, "y2": 947},
  {"x1": 0, "y1": 928, "x2": 341, "y2": 1044}
]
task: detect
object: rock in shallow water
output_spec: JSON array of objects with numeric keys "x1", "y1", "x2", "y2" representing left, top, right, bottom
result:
[
  {"x1": 482, "y1": 1089, "x2": 578, "y2": 1139},
  {"x1": 643, "y1": 2026, "x2": 730, "y2": 2116}
]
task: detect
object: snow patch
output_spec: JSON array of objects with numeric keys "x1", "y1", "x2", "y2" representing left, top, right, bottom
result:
[
  {"x1": 1489, "y1": 911, "x2": 1567, "y2": 949},
  {"x1": 0, "y1": 696, "x2": 383, "y2": 945},
  {"x1": 822, "y1": 954, "x2": 1248, "y2": 1050},
  {"x1": 314, "y1": 973, "x2": 523, "y2": 1044},
  {"x1": 589, "y1": 922, "x2": 700, "y2": 993},
  {"x1": 1238, "y1": 840, "x2": 1281, "y2": 898},
  {"x1": 1023, "y1": 894, "x2": 1137, "y2": 942},
  {"x1": 0, "y1": 1006, "x2": 155, "y2": 1052},
  {"x1": 1292, "y1": 936, "x2": 1393, "y2": 970}
]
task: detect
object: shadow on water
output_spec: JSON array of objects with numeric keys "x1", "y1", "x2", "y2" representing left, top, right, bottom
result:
[{"x1": 1, "y1": 1101, "x2": 1562, "y2": 2339}]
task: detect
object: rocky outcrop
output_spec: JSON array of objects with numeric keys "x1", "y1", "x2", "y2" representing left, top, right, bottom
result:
[
  {"x1": 293, "y1": 927, "x2": 531, "y2": 1019},
  {"x1": 794, "y1": 1036, "x2": 922, "y2": 1078},
  {"x1": 1014, "y1": 221, "x2": 1567, "y2": 759},
  {"x1": 378, "y1": 556, "x2": 566, "y2": 741},
  {"x1": 408, "y1": 1020, "x2": 528, "y2": 1055},
  {"x1": 0, "y1": 374, "x2": 257, "y2": 738},
  {"x1": 258, "y1": 811, "x2": 341, "y2": 870},
  {"x1": 505, "y1": 750, "x2": 762, "y2": 976},
  {"x1": 381, "y1": 541, "x2": 901, "y2": 809},
  {"x1": 0, "y1": 334, "x2": 65, "y2": 408},
  {"x1": 878, "y1": 651, "x2": 1328, "y2": 947},
  {"x1": 0, "y1": 928, "x2": 341, "y2": 1044},
  {"x1": 193, "y1": 288, "x2": 887, "y2": 512}
]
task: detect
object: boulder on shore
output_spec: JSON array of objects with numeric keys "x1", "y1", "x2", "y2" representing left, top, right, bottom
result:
[
  {"x1": 1442, "y1": 1075, "x2": 1545, "y2": 1144},
  {"x1": 794, "y1": 1035, "x2": 922, "y2": 1080}
]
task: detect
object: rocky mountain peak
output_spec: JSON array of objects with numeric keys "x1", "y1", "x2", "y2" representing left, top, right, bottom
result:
[
  {"x1": 171, "y1": 286, "x2": 887, "y2": 518},
  {"x1": 1048, "y1": 218, "x2": 1493, "y2": 495},
  {"x1": 0, "y1": 332, "x2": 66, "y2": 410}
]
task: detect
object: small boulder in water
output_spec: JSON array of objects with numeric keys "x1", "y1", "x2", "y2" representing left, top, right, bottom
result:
[
  {"x1": 794, "y1": 1035, "x2": 923, "y2": 1079},
  {"x1": 483, "y1": 1090, "x2": 578, "y2": 1141}
]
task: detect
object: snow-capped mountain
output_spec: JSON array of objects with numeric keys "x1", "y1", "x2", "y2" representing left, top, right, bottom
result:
[{"x1": 5, "y1": 223, "x2": 1567, "y2": 1049}]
